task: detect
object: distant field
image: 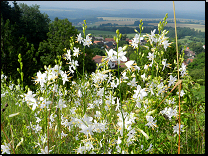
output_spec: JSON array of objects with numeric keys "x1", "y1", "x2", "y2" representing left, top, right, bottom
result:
[
  {"x1": 87, "y1": 17, "x2": 205, "y2": 32},
  {"x1": 97, "y1": 17, "x2": 202, "y2": 22},
  {"x1": 148, "y1": 23, "x2": 205, "y2": 32},
  {"x1": 91, "y1": 20, "x2": 135, "y2": 26}
]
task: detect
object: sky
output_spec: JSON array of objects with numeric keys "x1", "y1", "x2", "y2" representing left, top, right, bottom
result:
[{"x1": 8, "y1": 1, "x2": 205, "y2": 13}]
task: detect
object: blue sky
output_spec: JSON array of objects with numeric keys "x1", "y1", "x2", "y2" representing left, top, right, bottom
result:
[{"x1": 8, "y1": 1, "x2": 205, "y2": 13}]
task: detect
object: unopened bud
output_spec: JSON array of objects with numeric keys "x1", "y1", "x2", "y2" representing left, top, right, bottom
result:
[
  {"x1": 116, "y1": 29, "x2": 119, "y2": 34},
  {"x1": 122, "y1": 45, "x2": 128, "y2": 51},
  {"x1": 119, "y1": 33, "x2": 122, "y2": 39},
  {"x1": 142, "y1": 53, "x2": 144, "y2": 57},
  {"x1": 113, "y1": 36, "x2": 116, "y2": 41}
]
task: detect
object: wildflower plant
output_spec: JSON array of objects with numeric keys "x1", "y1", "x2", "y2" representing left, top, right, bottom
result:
[{"x1": 1, "y1": 4, "x2": 205, "y2": 154}]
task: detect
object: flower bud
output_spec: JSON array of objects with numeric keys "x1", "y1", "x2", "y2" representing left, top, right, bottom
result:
[
  {"x1": 134, "y1": 29, "x2": 138, "y2": 33},
  {"x1": 116, "y1": 38, "x2": 119, "y2": 44},
  {"x1": 122, "y1": 45, "x2": 128, "y2": 51},
  {"x1": 142, "y1": 53, "x2": 144, "y2": 57},
  {"x1": 116, "y1": 29, "x2": 119, "y2": 34},
  {"x1": 119, "y1": 33, "x2": 122, "y2": 39}
]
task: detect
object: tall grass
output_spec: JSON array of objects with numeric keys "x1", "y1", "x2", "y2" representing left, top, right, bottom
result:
[{"x1": 1, "y1": 2, "x2": 205, "y2": 154}]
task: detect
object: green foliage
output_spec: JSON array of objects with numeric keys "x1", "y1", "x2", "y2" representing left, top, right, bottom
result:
[
  {"x1": 38, "y1": 18, "x2": 96, "y2": 75},
  {"x1": 18, "y1": 3, "x2": 50, "y2": 50},
  {"x1": 38, "y1": 18, "x2": 78, "y2": 70},
  {"x1": 92, "y1": 48, "x2": 105, "y2": 56},
  {"x1": 188, "y1": 42, "x2": 205, "y2": 55},
  {"x1": 187, "y1": 52, "x2": 205, "y2": 85},
  {"x1": 1, "y1": 2, "x2": 51, "y2": 90},
  {"x1": 1, "y1": 16, "x2": 38, "y2": 90}
]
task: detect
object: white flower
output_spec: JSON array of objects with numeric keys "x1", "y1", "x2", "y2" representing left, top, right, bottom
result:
[
  {"x1": 94, "y1": 111, "x2": 101, "y2": 118},
  {"x1": 173, "y1": 123, "x2": 184, "y2": 135},
  {"x1": 160, "y1": 107, "x2": 178, "y2": 120},
  {"x1": 177, "y1": 89, "x2": 185, "y2": 97},
  {"x1": 77, "y1": 33, "x2": 83, "y2": 44},
  {"x1": 84, "y1": 141, "x2": 94, "y2": 151},
  {"x1": 79, "y1": 124, "x2": 94, "y2": 137},
  {"x1": 83, "y1": 34, "x2": 92, "y2": 47},
  {"x1": 33, "y1": 71, "x2": 47, "y2": 87},
  {"x1": 114, "y1": 47, "x2": 127, "y2": 64},
  {"x1": 61, "y1": 131, "x2": 68, "y2": 139},
  {"x1": 73, "y1": 47, "x2": 80, "y2": 57},
  {"x1": 125, "y1": 60, "x2": 134, "y2": 69},
  {"x1": 149, "y1": 29, "x2": 156, "y2": 44},
  {"x1": 34, "y1": 124, "x2": 42, "y2": 133},
  {"x1": 61, "y1": 71, "x2": 69, "y2": 85},
  {"x1": 145, "y1": 116, "x2": 157, "y2": 129},
  {"x1": 65, "y1": 49, "x2": 72, "y2": 61},
  {"x1": 162, "y1": 40, "x2": 171, "y2": 51},
  {"x1": 56, "y1": 98, "x2": 67, "y2": 111},
  {"x1": 38, "y1": 146, "x2": 52, "y2": 154},
  {"x1": 168, "y1": 75, "x2": 177, "y2": 87},
  {"x1": 117, "y1": 136, "x2": 122, "y2": 144},
  {"x1": 127, "y1": 78, "x2": 137, "y2": 87},
  {"x1": 105, "y1": 48, "x2": 117, "y2": 62},
  {"x1": 1, "y1": 143, "x2": 11, "y2": 154},
  {"x1": 131, "y1": 34, "x2": 143, "y2": 49},
  {"x1": 146, "y1": 143, "x2": 153, "y2": 152},
  {"x1": 77, "y1": 89, "x2": 82, "y2": 98},
  {"x1": 141, "y1": 73, "x2": 146, "y2": 82},
  {"x1": 133, "y1": 85, "x2": 147, "y2": 101},
  {"x1": 144, "y1": 64, "x2": 148, "y2": 70},
  {"x1": 147, "y1": 52, "x2": 155, "y2": 63},
  {"x1": 122, "y1": 71, "x2": 129, "y2": 80},
  {"x1": 162, "y1": 59, "x2": 171, "y2": 71},
  {"x1": 179, "y1": 63, "x2": 186, "y2": 77},
  {"x1": 36, "y1": 117, "x2": 42, "y2": 123},
  {"x1": 76, "y1": 144, "x2": 85, "y2": 154}
]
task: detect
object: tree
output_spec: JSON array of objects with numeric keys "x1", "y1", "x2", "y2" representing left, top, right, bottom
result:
[
  {"x1": 38, "y1": 18, "x2": 96, "y2": 75},
  {"x1": 1, "y1": 16, "x2": 39, "y2": 89},
  {"x1": 18, "y1": 3, "x2": 51, "y2": 50}
]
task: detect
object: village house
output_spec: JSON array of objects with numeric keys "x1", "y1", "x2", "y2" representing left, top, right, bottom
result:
[
  {"x1": 105, "y1": 42, "x2": 114, "y2": 49},
  {"x1": 93, "y1": 40, "x2": 104, "y2": 46},
  {"x1": 103, "y1": 38, "x2": 117, "y2": 49},
  {"x1": 182, "y1": 47, "x2": 196, "y2": 66},
  {"x1": 92, "y1": 36, "x2": 104, "y2": 41},
  {"x1": 184, "y1": 47, "x2": 195, "y2": 58},
  {"x1": 104, "y1": 38, "x2": 116, "y2": 44},
  {"x1": 183, "y1": 58, "x2": 194, "y2": 66}
]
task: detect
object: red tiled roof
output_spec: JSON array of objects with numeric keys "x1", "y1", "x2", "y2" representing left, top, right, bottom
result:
[
  {"x1": 187, "y1": 58, "x2": 194, "y2": 63},
  {"x1": 92, "y1": 55, "x2": 105, "y2": 64},
  {"x1": 104, "y1": 38, "x2": 115, "y2": 42},
  {"x1": 93, "y1": 41, "x2": 101, "y2": 44}
]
